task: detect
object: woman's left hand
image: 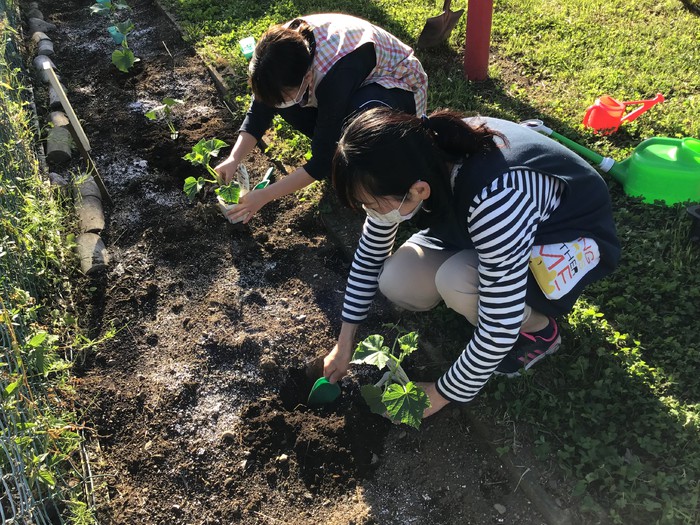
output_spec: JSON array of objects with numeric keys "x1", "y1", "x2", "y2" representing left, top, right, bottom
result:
[
  {"x1": 226, "y1": 187, "x2": 271, "y2": 224},
  {"x1": 415, "y1": 381, "x2": 450, "y2": 419}
]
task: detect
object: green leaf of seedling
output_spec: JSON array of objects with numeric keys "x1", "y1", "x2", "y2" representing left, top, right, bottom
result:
[
  {"x1": 183, "y1": 138, "x2": 228, "y2": 167},
  {"x1": 203, "y1": 138, "x2": 228, "y2": 158},
  {"x1": 183, "y1": 176, "x2": 205, "y2": 202},
  {"x1": 112, "y1": 0, "x2": 131, "y2": 10},
  {"x1": 382, "y1": 381, "x2": 430, "y2": 429},
  {"x1": 111, "y1": 47, "x2": 136, "y2": 72},
  {"x1": 114, "y1": 20, "x2": 135, "y2": 37},
  {"x1": 351, "y1": 334, "x2": 391, "y2": 370},
  {"x1": 90, "y1": 3, "x2": 111, "y2": 15},
  {"x1": 144, "y1": 109, "x2": 158, "y2": 120},
  {"x1": 360, "y1": 384, "x2": 387, "y2": 415},
  {"x1": 397, "y1": 332, "x2": 419, "y2": 357},
  {"x1": 183, "y1": 144, "x2": 205, "y2": 165},
  {"x1": 216, "y1": 183, "x2": 241, "y2": 205},
  {"x1": 163, "y1": 97, "x2": 184, "y2": 108}
]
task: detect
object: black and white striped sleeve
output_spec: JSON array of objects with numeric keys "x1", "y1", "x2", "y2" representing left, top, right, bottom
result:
[
  {"x1": 341, "y1": 217, "x2": 399, "y2": 323},
  {"x1": 436, "y1": 170, "x2": 559, "y2": 403}
]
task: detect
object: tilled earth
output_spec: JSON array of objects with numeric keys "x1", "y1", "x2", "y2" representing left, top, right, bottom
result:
[{"x1": 30, "y1": 0, "x2": 558, "y2": 522}]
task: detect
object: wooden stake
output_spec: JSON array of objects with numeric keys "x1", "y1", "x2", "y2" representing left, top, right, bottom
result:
[{"x1": 42, "y1": 62, "x2": 113, "y2": 206}]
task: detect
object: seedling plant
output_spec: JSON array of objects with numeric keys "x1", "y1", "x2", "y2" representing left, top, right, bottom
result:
[
  {"x1": 351, "y1": 331, "x2": 430, "y2": 429},
  {"x1": 89, "y1": 0, "x2": 130, "y2": 17},
  {"x1": 89, "y1": 0, "x2": 138, "y2": 73},
  {"x1": 145, "y1": 97, "x2": 184, "y2": 139},
  {"x1": 183, "y1": 138, "x2": 241, "y2": 204},
  {"x1": 110, "y1": 21, "x2": 139, "y2": 73}
]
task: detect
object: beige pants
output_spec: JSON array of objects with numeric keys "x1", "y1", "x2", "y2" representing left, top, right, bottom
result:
[{"x1": 378, "y1": 242, "x2": 533, "y2": 327}]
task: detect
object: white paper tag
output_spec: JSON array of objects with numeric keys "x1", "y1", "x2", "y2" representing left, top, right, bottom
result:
[{"x1": 529, "y1": 237, "x2": 600, "y2": 299}]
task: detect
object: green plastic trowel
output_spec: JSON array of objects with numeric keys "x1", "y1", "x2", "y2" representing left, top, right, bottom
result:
[
  {"x1": 307, "y1": 377, "x2": 340, "y2": 406},
  {"x1": 253, "y1": 167, "x2": 274, "y2": 191}
]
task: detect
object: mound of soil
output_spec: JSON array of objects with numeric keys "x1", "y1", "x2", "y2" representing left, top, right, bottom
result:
[{"x1": 29, "y1": 0, "x2": 556, "y2": 523}]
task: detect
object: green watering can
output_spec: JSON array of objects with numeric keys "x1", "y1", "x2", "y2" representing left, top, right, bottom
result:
[{"x1": 520, "y1": 119, "x2": 700, "y2": 205}]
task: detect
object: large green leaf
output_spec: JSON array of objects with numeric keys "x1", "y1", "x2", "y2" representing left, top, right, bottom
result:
[
  {"x1": 183, "y1": 138, "x2": 228, "y2": 167},
  {"x1": 202, "y1": 138, "x2": 228, "y2": 158},
  {"x1": 351, "y1": 334, "x2": 390, "y2": 370},
  {"x1": 114, "y1": 20, "x2": 134, "y2": 36},
  {"x1": 398, "y1": 332, "x2": 419, "y2": 356},
  {"x1": 360, "y1": 384, "x2": 387, "y2": 415},
  {"x1": 382, "y1": 382, "x2": 430, "y2": 429},
  {"x1": 216, "y1": 183, "x2": 241, "y2": 204},
  {"x1": 111, "y1": 47, "x2": 136, "y2": 73},
  {"x1": 183, "y1": 176, "x2": 204, "y2": 202}
]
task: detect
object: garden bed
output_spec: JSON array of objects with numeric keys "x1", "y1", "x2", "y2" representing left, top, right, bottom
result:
[{"x1": 30, "y1": 0, "x2": 574, "y2": 522}]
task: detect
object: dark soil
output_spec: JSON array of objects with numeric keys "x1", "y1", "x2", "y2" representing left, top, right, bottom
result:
[{"x1": 29, "y1": 0, "x2": 559, "y2": 523}]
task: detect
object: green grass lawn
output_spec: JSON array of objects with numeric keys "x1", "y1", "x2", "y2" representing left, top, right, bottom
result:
[{"x1": 161, "y1": 0, "x2": 700, "y2": 522}]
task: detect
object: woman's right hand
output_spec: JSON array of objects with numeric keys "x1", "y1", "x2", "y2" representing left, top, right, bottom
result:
[
  {"x1": 324, "y1": 341, "x2": 353, "y2": 384},
  {"x1": 324, "y1": 322, "x2": 358, "y2": 383},
  {"x1": 213, "y1": 155, "x2": 239, "y2": 185}
]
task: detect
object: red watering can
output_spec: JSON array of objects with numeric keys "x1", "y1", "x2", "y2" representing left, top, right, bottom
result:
[{"x1": 583, "y1": 93, "x2": 664, "y2": 135}]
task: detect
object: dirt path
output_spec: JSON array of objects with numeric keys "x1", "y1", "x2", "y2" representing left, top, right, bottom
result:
[{"x1": 33, "y1": 0, "x2": 562, "y2": 522}]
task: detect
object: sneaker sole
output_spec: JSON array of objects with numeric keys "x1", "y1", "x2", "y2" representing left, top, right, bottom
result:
[{"x1": 493, "y1": 335, "x2": 562, "y2": 379}]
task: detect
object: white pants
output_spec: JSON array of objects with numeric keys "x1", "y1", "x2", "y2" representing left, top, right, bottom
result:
[{"x1": 378, "y1": 242, "x2": 533, "y2": 327}]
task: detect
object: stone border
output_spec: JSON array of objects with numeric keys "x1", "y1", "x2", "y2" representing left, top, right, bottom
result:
[{"x1": 23, "y1": 2, "x2": 110, "y2": 275}]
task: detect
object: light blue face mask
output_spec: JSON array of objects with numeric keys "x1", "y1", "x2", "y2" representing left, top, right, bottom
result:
[{"x1": 363, "y1": 193, "x2": 423, "y2": 224}]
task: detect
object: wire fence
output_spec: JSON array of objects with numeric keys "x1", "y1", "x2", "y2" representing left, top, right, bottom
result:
[{"x1": 1, "y1": 0, "x2": 78, "y2": 523}]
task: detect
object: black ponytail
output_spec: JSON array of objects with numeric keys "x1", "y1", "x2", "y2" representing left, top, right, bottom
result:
[{"x1": 421, "y1": 109, "x2": 506, "y2": 159}]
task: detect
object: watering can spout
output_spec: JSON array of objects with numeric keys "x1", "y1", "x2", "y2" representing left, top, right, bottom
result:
[{"x1": 620, "y1": 93, "x2": 665, "y2": 124}]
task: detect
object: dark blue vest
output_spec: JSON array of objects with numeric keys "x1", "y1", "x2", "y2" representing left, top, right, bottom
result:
[{"x1": 425, "y1": 117, "x2": 621, "y2": 280}]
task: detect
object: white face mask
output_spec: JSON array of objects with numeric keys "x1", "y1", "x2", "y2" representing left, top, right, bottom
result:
[
  {"x1": 363, "y1": 193, "x2": 423, "y2": 224},
  {"x1": 275, "y1": 72, "x2": 311, "y2": 109}
]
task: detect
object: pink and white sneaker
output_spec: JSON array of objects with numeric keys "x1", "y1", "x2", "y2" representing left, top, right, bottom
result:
[{"x1": 493, "y1": 317, "x2": 561, "y2": 378}]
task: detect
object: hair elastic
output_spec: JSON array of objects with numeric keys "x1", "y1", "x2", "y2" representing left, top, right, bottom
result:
[{"x1": 420, "y1": 114, "x2": 431, "y2": 129}]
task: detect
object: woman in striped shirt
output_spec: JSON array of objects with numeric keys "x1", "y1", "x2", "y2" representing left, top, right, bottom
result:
[{"x1": 324, "y1": 107, "x2": 620, "y2": 418}]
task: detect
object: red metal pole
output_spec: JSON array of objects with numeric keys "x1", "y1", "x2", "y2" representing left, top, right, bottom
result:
[{"x1": 463, "y1": 0, "x2": 494, "y2": 81}]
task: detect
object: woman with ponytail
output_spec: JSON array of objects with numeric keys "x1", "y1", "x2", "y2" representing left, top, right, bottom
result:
[
  {"x1": 325, "y1": 107, "x2": 620, "y2": 418},
  {"x1": 214, "y1": 14, "x2": 427, "y2": 224}
]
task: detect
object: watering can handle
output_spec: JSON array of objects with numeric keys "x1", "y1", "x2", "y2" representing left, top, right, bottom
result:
[
  {"x1": 620, "y1": 93, "x2": 664, "y2": 124},
  {"x1": 520, "y1": 119, "x2": 617, "y2": 173},
  {"x1": 582, "y1": 105, "x2": 596, "y2": 126},
  {"x1": 520, "y1": 119, "x2": 553, "y2": 136}
]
